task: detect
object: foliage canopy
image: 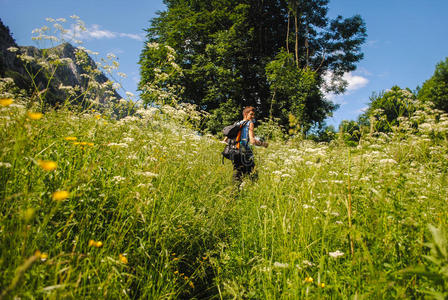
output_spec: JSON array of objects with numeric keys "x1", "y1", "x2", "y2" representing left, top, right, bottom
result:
[
  {"x1": 418, "y1": 57, "x2": 448, "y2": 113},
  {"x1": 139, "y1": 0, "x2": 366, "y2": 133}
]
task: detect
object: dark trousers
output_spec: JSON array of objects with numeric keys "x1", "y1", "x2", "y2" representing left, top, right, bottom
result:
[{"x1": 232, "y1": 152, "x2": 256, "y2": 184}]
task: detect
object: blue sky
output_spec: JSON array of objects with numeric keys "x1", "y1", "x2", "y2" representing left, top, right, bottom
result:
[{"x1": 1, "y1": 0, "x2": 448, "y2": 127}]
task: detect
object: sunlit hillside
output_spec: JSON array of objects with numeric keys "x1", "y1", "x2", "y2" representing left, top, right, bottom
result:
[{"x1": 1, "y1": 91, "x2": 448, "y2": 298}]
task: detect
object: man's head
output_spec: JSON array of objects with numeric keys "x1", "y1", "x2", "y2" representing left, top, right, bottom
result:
[{"x1": 242, "y1": 106, "x2": 255, "y2": 119}]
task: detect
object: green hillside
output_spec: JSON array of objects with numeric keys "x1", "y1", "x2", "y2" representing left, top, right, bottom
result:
[{"x1": 1, "y1": 98, "x2": 447, "y2": 299}]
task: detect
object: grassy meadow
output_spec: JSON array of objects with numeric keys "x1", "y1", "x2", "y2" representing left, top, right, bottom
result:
[{"x1": 1, "y1": 95, "x2": 448, "y2": 299}]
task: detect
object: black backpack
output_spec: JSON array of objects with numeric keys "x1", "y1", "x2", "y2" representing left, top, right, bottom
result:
[{"x1": 221, "y1": 120, "x2": 248, "y2": 162}]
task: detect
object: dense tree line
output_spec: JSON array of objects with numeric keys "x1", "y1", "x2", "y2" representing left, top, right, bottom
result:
[
  {"x1": 335, "y1": 57, "x2": 448, "y2": 144},
  {"x1": 139, "y1": 0, "x2": 367, "y2": 134}
]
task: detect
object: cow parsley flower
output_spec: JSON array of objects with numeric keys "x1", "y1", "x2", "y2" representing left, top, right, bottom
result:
[{"x1": 329, "y1": 250, "x2": 344, "y2": 258}]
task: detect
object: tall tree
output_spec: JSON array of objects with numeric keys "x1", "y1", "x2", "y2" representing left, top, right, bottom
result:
[
  {"x1": 418, "y1": 57, "x2": 448, "y2": 113},
  {"x1": 139, "y1": 0, "x2": 366, "y2": 133},
  {"x1": 360, "y1": 86, "x2": 417, "y2": 132}
]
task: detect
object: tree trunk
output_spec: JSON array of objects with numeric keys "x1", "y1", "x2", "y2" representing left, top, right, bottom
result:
[
  {"x1": 286, "y1": 11, "x2": 290, "y2": 54},
  {"x1": 294, "y1": 12, "x2": 299, "y2": 68}
]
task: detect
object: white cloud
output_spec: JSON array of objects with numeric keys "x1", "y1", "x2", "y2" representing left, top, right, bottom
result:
[
  {"x1": 119, "y1": 33, "x2": 144, "y2": 41},
  {"x1": 357, "y1": 106, "x2": 369, "y2": 113},
  {"x1": 66, "y1": 24, "x2": 144, "y2": 42},
  {"x1": 344, "y1": 73, "x2": 369, "y2": 92},
  {"x1": 324, "y1": 71, "x2": 369, "y2": 101}
]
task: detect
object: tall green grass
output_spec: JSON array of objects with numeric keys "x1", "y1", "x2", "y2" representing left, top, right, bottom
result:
[{"x1": 1, "y1": 99, "x2": 448, "y2": 299}]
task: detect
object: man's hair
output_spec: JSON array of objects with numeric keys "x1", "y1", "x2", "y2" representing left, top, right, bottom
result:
[{"x1": 242, "y1": 106, "x2": 255, "y2": 117}]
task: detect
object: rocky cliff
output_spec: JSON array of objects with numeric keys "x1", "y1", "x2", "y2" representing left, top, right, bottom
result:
[{"x1": 0, "y1": 18, "x2": 121, "y2": 108}]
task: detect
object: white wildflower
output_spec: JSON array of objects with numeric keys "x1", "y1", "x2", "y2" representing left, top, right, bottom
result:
[
  {"x1": 7, "y1": 47, "x2": 19, "y2": 52},
  {"x1": 107, "y1": 142, "x2": 129, "y2": 148},
  {"x1": 379, "y1": 158, "x2": 397, "y2": 165},
  {"x1": 329, "y1": 250, "x2": 344, "y2": 258},
  {"x1": 330, "y1": 180, "x2": 344, "y2": 184},
  {"x1": 302, "y1": 260, "x2": 315, "y2": 267},
  {"x1": 273, "y1": 262, "x2": 289, "y2": 269},
  {"x1": 127, "y1": 154, "x2": 138, "y2": 160},
  {"x1": 112, "y1": 176, "x2": 126, "y2": 183},
  {"x1": 136, "y1": 171, "x2": 158, "y2": 178},
  {"x1": 0, "y1": 162, "x2": 12, "y2": 168},
  {"x1": 122, "y1": 137, "x2": 134, "y2": 143},
  {"x1": 303, "y1": 204, "x2": 314, "y2": 209}
]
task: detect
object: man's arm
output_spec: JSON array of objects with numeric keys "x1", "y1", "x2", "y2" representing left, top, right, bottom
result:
[{"x1": 249, "y1": 122, "x2": 268, "y2": 147}]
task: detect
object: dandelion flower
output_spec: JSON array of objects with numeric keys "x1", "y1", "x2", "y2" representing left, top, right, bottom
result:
[
  {"x1": 320, "y1": 283, "x2": 325, "y2": 288},
  {"x1": 27, "y1": 112, "x2": 43, "y2": 120},
  {"x1": 0, "y1": 98, "x2": 13, "y2": 107},
  {"x1": 119, "y1": 253, "x2": 128, "y2": 264},
  {"x1": 64, "y1": 136, "x2": 77, "y2": 141},
  {"x1": 52, "y1": 190, "x2": 69, "y2": 201},
  {"x1": 88, "y1": 240, "x2": 95, "y2": 247},
  {"x1": 38, "y1": 160, "x2": 57, "y2": 171},
  {"x1": 329, "y1": 250, "x2": 344, "y2": 258},
  {"x1": 40, "y1": 252, "x2": 48, "y2": 261},
  {"x1": 305, "y1": 277, "x2": 313, "y2": 283},
  {"x1": 96, "y1": 241, "x2": 103, "y2": 247}
]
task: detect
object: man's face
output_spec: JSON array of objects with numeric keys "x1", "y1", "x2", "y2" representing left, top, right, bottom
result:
[{"x1": 247, "y1": 111, "x2": 255, "y2": 120}]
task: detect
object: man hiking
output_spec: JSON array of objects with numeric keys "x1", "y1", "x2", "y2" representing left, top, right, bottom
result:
[{"x1": 230, "y1": 106, "x2": 268, "y2": 185}]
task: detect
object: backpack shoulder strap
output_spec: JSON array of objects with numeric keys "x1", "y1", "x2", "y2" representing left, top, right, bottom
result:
[{"x1": 235, "y1": 120, "x2": 249, "y2": 149}]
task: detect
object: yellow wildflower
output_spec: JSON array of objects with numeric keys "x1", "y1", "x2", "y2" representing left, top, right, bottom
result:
[
  {"x1": 88, "y1": 239, "x2": 103, "y2": 248},
  {"x1": 52, "y1": 190, "x2": 69, "y2": 201},
  {"x1": 320, "y1": 283, "x2": 325, "y2": 288},
  {"x1": 64, "y1": 136, "x2": 77, "y2": 141},
  {"x1": 189, "y1": 281, "x2": 194, "y2": 289},
  {"x1": 40, "y1": 252, "x2": 48, "y2": 261},
  {"x1": 0, "y1": 98, "x2": 13, "y2": 106},
  {"x1": 305, "y1": 277, "x2": 313, "y2": 283},
  {"x1": 174, "y1": 271, "x2": 179, "y2": 275},
  {"x1": 95, "y1": 115, "x2": 101, "y2": 120},
  {"x1": 38, "y1": 160, "x2": 57, "y2": 171},
  {"x1": 27, "y1": 112, "x2": 43, "y2": 120},
  {"x1": 119, "y1": 254, "x2": 128, "y2": 264},
  {"x1": 34, "y1": 250, "x2": 41, "y2": 257}
]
